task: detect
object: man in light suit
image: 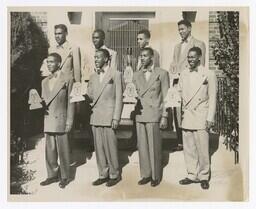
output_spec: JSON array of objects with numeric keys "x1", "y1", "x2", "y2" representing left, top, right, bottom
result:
[
  {"x1": 87, "y1": 48, "x2": 123, "y2": 187},
  {"x1": 178, "y1": 47, "x2": 216, "y2": 190},
  {"x1": 92, "y1": 29, "x2": 118, "y2": 71},
  {"x1": 40, "y1": 24, "x2": 81, "y2": 82},
  {"x1": 168, "y1": 19, "x2": 206, "y2": 151},
  {"x1": 136, "y1": 29, "x2": 160, "y2": 71},
  {"x1": 40, "y1": 53, "x2": 75, "y2": 189},
  {"x1": 133, "y1": 47, "x2": 169, "y2": 187}
]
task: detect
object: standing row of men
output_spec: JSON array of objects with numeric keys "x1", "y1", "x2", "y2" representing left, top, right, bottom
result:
[{"x1": 39, "y1": 19, "x2": 216, "y2": 190}]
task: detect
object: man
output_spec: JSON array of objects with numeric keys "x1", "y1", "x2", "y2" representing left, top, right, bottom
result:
[
  {"x1": 136, "y1": 29, "x2": 160, "y2": 71},
  {"x1": 92, "y1": 29, "x2": 118, "y2": 71},
  {"x1": 178, "y1": 47, "x2": 216, "y2": 190},
  {"x1": 168, "y1": 19, "x2": 206, "y2": 151},
  {"x1": 40, "y1": 24, "x2": 81, "y2": 82},
  {"x1": 40, "y1": 53, "x2": 75, "y2": 189},
  {"x1": 133, "y1": 47, "x2": 169, "y2": 187},
  {"x1": 87, "y1": 49, "x2": 123, "y2": 187}
]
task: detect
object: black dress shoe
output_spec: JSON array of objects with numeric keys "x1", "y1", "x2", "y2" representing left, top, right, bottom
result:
[
  {"x1": 59, "y1": 179, "x2": 69, "y2": 189},
  {"x1": 138, "y1": 177, "x2": 152, "y2": 185},
  {"x1": 106, "y1": 176, "x2": 121, "y2": 187},
  {"x1": 200, "y1": 180, "x2": 209, "y2": 190},
  {"x1": 92, "y1": 177, "x2": 109, "y2": 186},
  {"x1": 179, "y1": 178, "x2": 197, "y2": 185},
  {"x1": 151, "y1": 179, "x2": 160, "y2": 187},
  {"x1": 40, "y1": 176, "x2": 59, "y2": 186}
]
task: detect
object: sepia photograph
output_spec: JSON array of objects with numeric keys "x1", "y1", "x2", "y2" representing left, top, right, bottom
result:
[{"x1": 7, "y1": 5, "x2": 249, "y2": 202}]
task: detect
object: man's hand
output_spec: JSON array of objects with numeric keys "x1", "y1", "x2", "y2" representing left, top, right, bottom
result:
[
  {"x1": 206, "y1": 120, "x2": 214, "y2": 131},
  {"x1": 160, "y1": 117, "x2": 168, "y2": 130},
  {"x1": 65, "y1": 123, "x2": 73, "y2": 133},
  {"x1": 111, "y1": 119, "x2": 119, "y2": 130}
]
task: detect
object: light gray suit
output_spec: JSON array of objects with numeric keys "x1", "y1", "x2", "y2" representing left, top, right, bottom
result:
[
  {"x1": 87, "y1": 67, "x2": 123, "y2": 179},
  {"x1": 41, "y1": 72, "x2": 74, "y2": 180},
  {"x1": 133, "y1": 67, "x2": 169, "y2": 181},
  {"x1": 178, "y1": 66, "x2": 217, "y2": 181}
]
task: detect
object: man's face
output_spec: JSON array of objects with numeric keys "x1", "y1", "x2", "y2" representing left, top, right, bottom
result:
[
  {"x1": 47, "y1": 56, "x2": 60, "y2": 73},
  {"x1": 140, "y1": 50, "x2": 152, "y2": 68},
  {"x1": 94, "y1": 51, "x2": 108, "y2": 69},
  {"x1": 55, "y1": 28, "x2": 67, "y2": 45},
  {"x1": 92, "y1": 32, "x2": 104, "y2": 49},
  {"x1": 137, "y1": 33, "x2": 149, "y2": 49},
  {"x1": 178, "y1": 24, "x2": 191, "y2": 41},
  {"x1": 187, "y1": 50, "x2": 201, "y2": 69}
]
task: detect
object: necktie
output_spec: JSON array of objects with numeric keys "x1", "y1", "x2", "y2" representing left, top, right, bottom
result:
[{"x1": 95, "y1": 68, "x2": 105, "y2": 74}]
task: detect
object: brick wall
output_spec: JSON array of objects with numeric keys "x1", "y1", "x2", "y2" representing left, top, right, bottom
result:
[
  {"x1": 30, "y1": 12, "x2": 48, "y2": 37},
  {"x1": 209, "y1": 11, "x2": 223, "y2": 77}
]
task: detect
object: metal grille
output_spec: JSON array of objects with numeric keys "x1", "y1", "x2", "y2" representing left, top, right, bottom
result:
[{"x1": 107, "y1": 20, "x2": 148, "y2": 71}]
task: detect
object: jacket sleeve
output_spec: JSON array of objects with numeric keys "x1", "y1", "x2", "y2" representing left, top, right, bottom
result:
[
  {"x1": 154, "y1": 50, "x2": 160, "y2": 68},
  {"x1": 199, "y1": 41, "x2": 206, "y2": 67},
  {"x1": 113, "y1": 71, "x2": 123, "y2": 121},
  {"x1": 207, "y1": 70, "x2": 217, "y2": 122},
  {"x1": 161, "y1": 70, "x2": 170, "y2": 118},
  {"x1": 66, "y1": 79, "x2": 75, "y2": 126},
  {"x1": 110, "y1": 50, "x2": 118, "y2": 71},
  {"x1": 72, "y1": 46, "x2": 81, "y2": 82},
  {"x1": 86, "y1": 75, "x2": 94, "y2": 103}
]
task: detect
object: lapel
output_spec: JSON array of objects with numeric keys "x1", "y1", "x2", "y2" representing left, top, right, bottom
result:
[
  {"x1": 183, "y1": 66, "x2": 207, "y2": 106},
  {"x1": 140, "y1": 67, "x2": 160, "y2": 96},
  {"x1": 179, "y1": 37, "x2": 195, "y2": 64},
  {"x1": 92, "y1": 67, "x2": 113, "y2": 107},
  {"x1": 44, "y1": 72, "x2": 67, "y2": 106}
]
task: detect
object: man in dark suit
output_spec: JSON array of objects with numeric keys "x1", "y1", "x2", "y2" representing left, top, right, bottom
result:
[
  {"x1": 87, "y1": 49, "x2": 123, "y2": 187},
  {"x1": 40, "y1": 53, "x2": 75, "y2": 189},
  {"x1": 133, "y1": 47, "x2": 169, "y2": 187},
  {"x1": 168, "y1": 19, "x2": 206, "y2": 151}
]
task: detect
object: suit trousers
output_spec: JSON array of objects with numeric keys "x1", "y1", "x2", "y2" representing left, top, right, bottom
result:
[
  {"x1": 136, "y1": 122, "x2": 162, "y2": 181},
  {"x1": 182, "y1": 129, "x2": 210, "y2": 181},
  {"x1": 45, "y1": 133, "x2": 70, "y2": 180},
  {"x1": 92, "y1": 126, "x2": 119, "y2": 179}
]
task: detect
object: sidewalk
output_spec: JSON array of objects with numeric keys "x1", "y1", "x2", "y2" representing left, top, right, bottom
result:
[{"x1": 10, "y1": 133, "x2": 244, "y2": 201}]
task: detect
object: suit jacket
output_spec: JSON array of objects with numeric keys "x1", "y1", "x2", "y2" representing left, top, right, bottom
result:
[
  {"x1": 171, "y1": 36, "x2": 206, "y2": 75},
  {"x1": 40, "y1": 41, "x2": 81, "y2": 82},
  {"x1": 133, "y1": 67, "x2": 170, "y2": 122},
  {"x1": 178, "y1": 66, "x2": 217, "y2": 130},
  {"x1": 87, "y1": 67, "x2": 123, "y2": 126},
  {"x1": 41, "y1": 72, "x2": 75, "y2": 133},
  {"x1": 101, "y1": 45, "x2": 118, "y2": 71}
]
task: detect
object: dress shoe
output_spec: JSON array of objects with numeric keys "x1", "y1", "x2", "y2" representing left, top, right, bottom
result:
[
  {"x1": 40, "y1": 176, "x2": 59, "y2": 186},
  {"x1": 59, "y1": 178, "x2": 69, "y2": 189},
  {"x1": 200, "y1": 180, "x2": 209, "y2": 190},
  {"x1": 92, "y1": 177, "x2": 109, "y2": 186},
  {"x1": 106, "y1": 176, "x2": 121, "y2": 187},
  {"x1": 138, "y1": 177, "x2": 152, "y2": 185},
  {"x1": 151, "y1": 179, "x2": 160, "y2": 187},
  {"x1": 179, "y1": 178, "x2": 198, "y2": 185}
]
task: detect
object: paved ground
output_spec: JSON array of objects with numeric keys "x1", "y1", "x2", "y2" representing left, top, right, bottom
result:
[{"x1": 10, "y1": 132, "x2": 244, "y2": 202}]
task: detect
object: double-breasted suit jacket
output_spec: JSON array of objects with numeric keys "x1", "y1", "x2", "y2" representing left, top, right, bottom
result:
[
  {"x1": 178, "y1": 66, "x2": 217, "y2": 130},
  {"x1": 133, "y1": 67, "x2": 170, "y2": 122},
  {"x1": 41, "y1": 72, "x2": 75, "y2": 133},
  {"x1": 41, "y1": 41, "x2": 81, "y2": 82},
  {"x1": 87, "y1": 67, "x2": 123, "y2": 126}
]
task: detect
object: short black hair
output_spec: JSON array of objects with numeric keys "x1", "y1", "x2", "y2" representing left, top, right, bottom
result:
[
  {"x1": 54, "y1": 24, "x2": 68, "y2": 33},
  {"x1": 95, "y1": 48, "x2": 110, "y2": 60},
  {"x1": 140, "y1": 47, "x2": 154, "y2": 56},
  {"x1": 48, "y1": 52, "x2": 62, "y2": 63},
  {"x1": 93, "y1": 29, "x2": 105, "y2": 40},
  {"x1": 178, "y1": 19, "x2": 192, "y2": 28},
  {"x1": 138, "y1": 29, "x2": 151, "y2": 39},
  {"x1": 188, "y1": 47, "x2": 202, "y2": 56}
]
